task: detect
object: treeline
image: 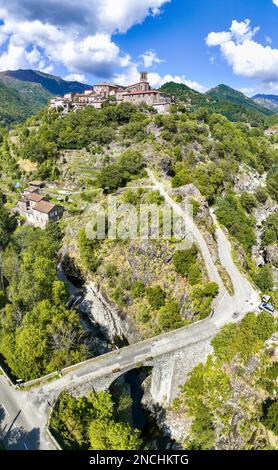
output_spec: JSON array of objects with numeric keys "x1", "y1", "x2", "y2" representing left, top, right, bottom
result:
[
  {"x1": 160, "y1": 82, "x2": 271, "y2": 127},
  {"x1": 50, "y1": 390, "x2": 143, "y2": 450},
  {"x1": 0, "y1": 201, "x2": 88, "y2": 380},
  {"x1": 154, "y1": 110, "x2": 277, "y2": 296}
]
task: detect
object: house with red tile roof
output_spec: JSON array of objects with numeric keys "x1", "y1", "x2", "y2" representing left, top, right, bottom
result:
[
  {"x1": 49, "y1": 72, "x2": 173, "y2": 114},
  {"x1": 16, "y1": 191, "x2": 64, "y2": 229}
]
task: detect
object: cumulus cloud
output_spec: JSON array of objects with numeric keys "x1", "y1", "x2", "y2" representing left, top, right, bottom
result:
[
  {"x1": 0, "y1": 0, "x2": 170, "y2": 76},
  {"x1": 149, "y1": 73, "x2": 206, "y2": 92},
  {"x1": 114, "y1": 64, "x2": 206, "y2": 92},
  {"x1": 273, "y1": 1, "x2": 278, "y2": 7},
  {"x1": 64, "y1": 73, "x2": 87, "y2": 83},
  {"x1": 140, "y1": 50, "x2": 163, "y2": 68},
  {"x1": 206, "y1": 19, "x2": 278, "y2": 88},
  {"x1": 0, "y1": 1, "x2": 170, "y2": 35}
]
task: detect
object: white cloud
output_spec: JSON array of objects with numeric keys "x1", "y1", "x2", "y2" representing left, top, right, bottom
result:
[
  {"x1": 206, "y1": 19, "x2": 278, "y2": 86},
  {"x1": 0, "y1": 1, "x2": 170, "y2": 77},
  {"x1": 239, "y1": 87, "x2": 256, "y2": 96},
  {"x1": 149, "y1": 73, "x2": 206, "y2": 92},
  {"x1": 0, "y1": 1, "x2": 170, "y2": 35},
  {"x1": 273, "y1": 1, "x2": 278, "y2": 7},
  {"x1": 55, "y1": 34, "x2": 131, "y2": 77},
  {"x1": 206, "y1": 31, "x2": 232, "y2": 47},
  {"x1": 64, "y1": 73, "x2": 87, "y2": 83},
  {"x1": 140, "y1": 50, "x2": 163, "y2": 68}
]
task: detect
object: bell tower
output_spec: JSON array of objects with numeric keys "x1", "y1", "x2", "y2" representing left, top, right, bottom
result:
[{"x1": 140, "y1": 71, "x2": 148, "y2": 82}]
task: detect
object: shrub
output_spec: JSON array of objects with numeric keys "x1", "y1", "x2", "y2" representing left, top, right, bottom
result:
[
  {"x1": 253, "y1": 264, "x2": 274, "y2": 291},
  {"x1": 172, "y1": 169, "x2": 192, "y2": 188},
  {"x1": 131, "y1": 281, "x2": 146, "y2": 299},
  {"x1": 261, "y1": 401, "x2": 278, "y2": 435},
  {"x1": 215, "y1": 193, "x2": 256, "y2": 253},
  {"x1": 172, "y1": 245, "x2": 198, "y2": 277},
  {"x1": 187, "y1": 402, "x2": 215, "y2": 450},
  {"x1": 190, "y1": 282, "x2": 219, "y2": 319},
  {"x1": 146, "y1": 286, "x2": 166, "y2": 309},
  {"x1": 212, "y1": 312, "x2": 276, "y2": 363},
  {"x1": 240, "y1": 192, "x2": 257, "y2": 213},
  {"x1": 262, "y1": 212, "x2": 278, "y2": 246},
  {"x1": 255, "y1": 187, "x2": 268, "y2": 204},
  {"x1": 105, "y1": 264, "x2": 119, "y2": 280},
  {"x1": 187, "y1": 264, "x2": 202, "y2": 285},
  {"x1": 212, "y1": 324, "x2": 239, "y2": 362},
  {"x1": 157, "y1": 302, "x2": 183, "y2": 332}
]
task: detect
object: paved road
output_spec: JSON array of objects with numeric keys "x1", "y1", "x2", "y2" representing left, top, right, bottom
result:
[
  {"x1": 0, "y1": 171, "x2": 260, "y2": 450},
  {"x1": 0, "y1": 376, "x2": 54, "y2": 450},
  {"x1": 147, "y1": 170, "x2": 260, "y2": 326},
  {"x1": 1, "y1": 317, "x2": 219, "y2": 450}
]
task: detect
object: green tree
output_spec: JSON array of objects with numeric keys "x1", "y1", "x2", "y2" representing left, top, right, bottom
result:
[
  {"x1": 172, "y1": 245, "x2": 198, "y2": 277},
  {"x1": 253, "y1": 264, "x2": 274, "y2": 291},
  {"x1": 157, "y1": 302, "x2": 183, "y2": 332},
  {"x1": 146, "y1": 286, "x2": 166, "y2": 309},
  {"x1": 89, "y1": 419, "x2": 142, "y2": 450},
  {"x1": 262, "y1": 401, "x2": 278, "y2": 435},
  {"x1": 240, "y1": 192, "x2": 257, "y2": 213}
]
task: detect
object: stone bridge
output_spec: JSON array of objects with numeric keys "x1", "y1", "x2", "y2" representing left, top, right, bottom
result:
[
  {"x1": 67, "y1": 338, "x2": 213, "y2": 407},
  {"x1": 30, "y1": 318, "x2": 217, "y2": 413}
]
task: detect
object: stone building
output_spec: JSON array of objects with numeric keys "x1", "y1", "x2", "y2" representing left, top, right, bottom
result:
[
  {"x1": 49, "y1": 72, "x2": 173, "y2": 114},
  {"x1": 17, "y1": 191, "x2": 64, "y2": 229}
]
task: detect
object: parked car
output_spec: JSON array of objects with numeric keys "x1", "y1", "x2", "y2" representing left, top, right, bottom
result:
[{"x1": 259, "y1": 302, "x2": 275, "y2": 314}]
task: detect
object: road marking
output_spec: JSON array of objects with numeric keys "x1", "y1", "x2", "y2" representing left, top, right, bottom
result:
[
  {"x1": 217, "y1": 291, "x2": 228, "y2": 307},
  {"x1": 1, "y1": 404, "x2": 10, "y2": 417},
  {"x1": 23, "y1": 441, "x2": 29, "y2": 450}
]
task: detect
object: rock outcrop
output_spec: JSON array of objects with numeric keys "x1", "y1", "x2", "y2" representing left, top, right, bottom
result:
[{"x1": 79, "y1": 281, "x2": 142, "y2": 345}]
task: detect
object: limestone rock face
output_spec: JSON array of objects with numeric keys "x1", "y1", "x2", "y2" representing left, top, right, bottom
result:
[
  {"x1": 79, "y1": 281, "x2": 142, "y2": 345},
  {"x1": 265, "y1": 245, "x2": 278, "y2": 268},
  {"x1": 234, "y1": 166, "x2": 265, "y2": 193}
]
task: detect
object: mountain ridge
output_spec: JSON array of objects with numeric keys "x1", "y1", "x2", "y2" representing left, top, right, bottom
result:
[
  {"x1": 0, "y1": 69, "x2": 92, "y2": 127},
  {"x1": 252, "y1": 93, "x2": 278, "y2": 113},
  {"x1": 160, "y1": 81, "x2": 273, "y2": 126},
  {"x1": 206, "y1": 84, "x2": 273, "y2": 117}
]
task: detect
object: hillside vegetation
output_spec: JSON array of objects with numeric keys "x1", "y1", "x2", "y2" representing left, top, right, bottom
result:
[
  {"x1": 160, "y1": 82, "x2": 274, "y2": 126},
  {"x1": 173, "y1": 312, "x2": 278, "y2": 450},
  {"x1": 0, "y1": 69, "x2": 90, "y2": 127}
]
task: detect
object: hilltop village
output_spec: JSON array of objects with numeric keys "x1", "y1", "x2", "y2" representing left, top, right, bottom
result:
[{"x1": 50, "y1": 72, "x2": 173, "y2": 114}]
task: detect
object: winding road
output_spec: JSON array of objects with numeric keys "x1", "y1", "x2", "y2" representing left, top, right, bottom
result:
[{"x1": 0, "y1": 170, "x2": 260, "y2": 450}]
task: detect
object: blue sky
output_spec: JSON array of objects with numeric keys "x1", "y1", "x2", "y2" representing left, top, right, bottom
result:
[{"x1": 0, "y1": 0, "x2": 277, "y2": 95}]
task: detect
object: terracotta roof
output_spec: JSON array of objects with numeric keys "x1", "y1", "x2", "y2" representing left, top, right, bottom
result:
[
  {"x1": 32, "y1": 201, "x2": 56, "y2": 214},
  {"x1": 27, "y1": 193, "x2": 44, "y2": 202}
]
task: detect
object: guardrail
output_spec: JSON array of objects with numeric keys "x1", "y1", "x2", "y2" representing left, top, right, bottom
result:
[{"x1": 1, "y1": 316, "x2": 212, "y2": 391}]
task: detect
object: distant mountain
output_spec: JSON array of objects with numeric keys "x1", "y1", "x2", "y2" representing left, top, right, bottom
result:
[
  {"x1": 252, "y1": 94, "x2": 278, "y2": 113},
  {"x1": 160, "y1": 82, "x2": 211, "y2": 108},
  {"x1": 0, "y1": 69, "x2": 91, "y2": 127},
  {"x1": 160, "y1": 82, "x2": 273, "y2": 126},
  {"x1": 206, "y1": 84, "x2": 273, "y2": 117}
]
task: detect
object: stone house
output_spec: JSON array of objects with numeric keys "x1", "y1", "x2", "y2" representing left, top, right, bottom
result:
[
  {"x1": 49, "y1": 72, "x2": 174, "y2": 114},
  {"x1": 17, "y1": 192, "x2": 64, "y2": 229}
]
